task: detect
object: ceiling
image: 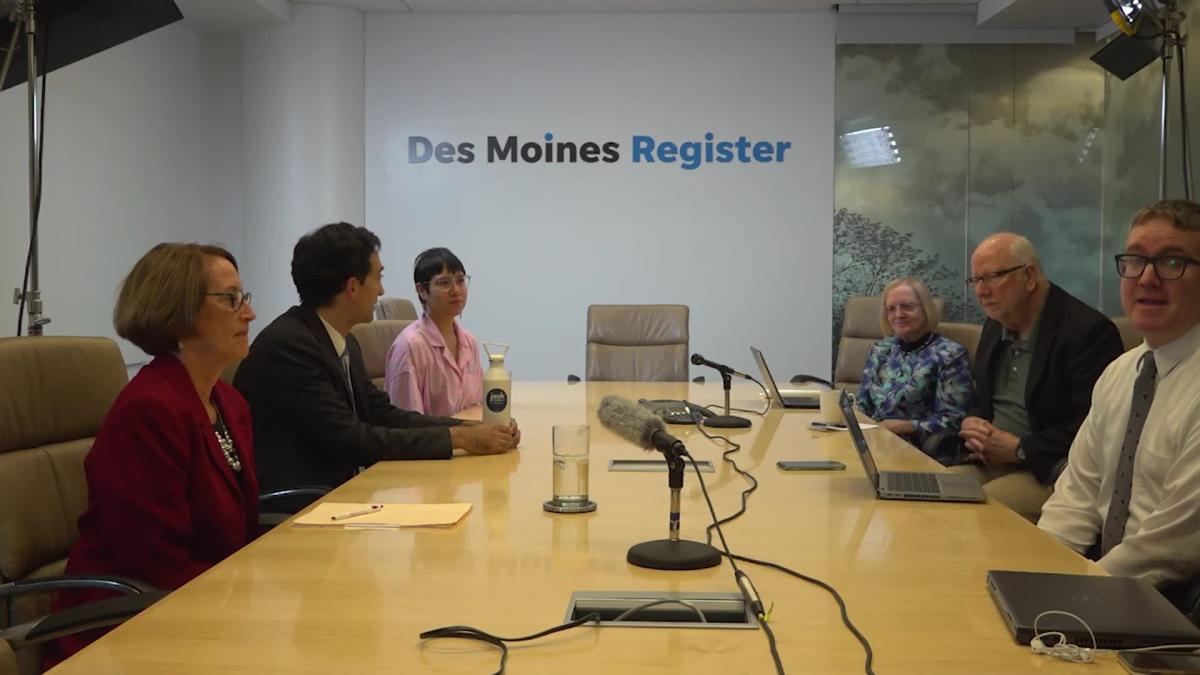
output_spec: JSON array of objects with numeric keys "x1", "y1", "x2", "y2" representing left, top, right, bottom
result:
[{"x1": 173, "y1": 0, "x2": 1112, "y2": 34}]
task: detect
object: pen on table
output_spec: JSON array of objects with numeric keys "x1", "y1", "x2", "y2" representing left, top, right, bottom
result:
[
  {"x1": 330, "y1": 504, "x2": 384, "y2": 521},
  {"x1": 811, "y1": 422, "x2": 847, "y2": 430}
]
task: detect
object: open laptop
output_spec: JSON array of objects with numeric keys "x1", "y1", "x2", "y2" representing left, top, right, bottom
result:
[
  {"x1": 749, "y1": 346, "x2": 819, "y2": 409},
  {"x1": 839, "y1": 391, "x2": 986, "y2": 503},
  {"x1": 987, "y1": 570, "x2": 1200, "y2": 649}
]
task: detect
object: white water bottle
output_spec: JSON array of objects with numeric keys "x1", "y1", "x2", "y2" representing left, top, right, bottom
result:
[{"x1": 482, "y1": 343, "x2": 511, "y2": 427}]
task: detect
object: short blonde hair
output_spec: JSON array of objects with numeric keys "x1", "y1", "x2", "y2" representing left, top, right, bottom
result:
[
  {"x1": 879, "y1": 277, "x2": 940, "y2": 337},
  {"x1": 114, "y1": 243, "x2": 238, "y2": 356},
  {"x1": 1131, "y1": 199, "x2": 1200, "y2": 232}
]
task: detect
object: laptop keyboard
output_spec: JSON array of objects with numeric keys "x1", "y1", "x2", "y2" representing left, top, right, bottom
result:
[{"x1": 888, "y1": 471, "x2": 940, "y2": 495}]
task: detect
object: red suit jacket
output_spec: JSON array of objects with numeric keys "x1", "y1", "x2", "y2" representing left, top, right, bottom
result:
[{"x1": 46, "y1": 354, "x2": 259, "y2": 666}]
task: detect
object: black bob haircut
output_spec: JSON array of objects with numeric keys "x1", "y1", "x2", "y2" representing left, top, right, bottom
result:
[
  {"x1": 292, "y1": 222, "x2": 381, "y2": 307},
  {"x1": 413, "y1": 247, "x2": 466, "y2": 307}
]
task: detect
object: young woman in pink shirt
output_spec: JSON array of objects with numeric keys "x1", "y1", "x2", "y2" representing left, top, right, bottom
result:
[{"x1": 384, "y1": 248, "x2": 484, "y2": 415}]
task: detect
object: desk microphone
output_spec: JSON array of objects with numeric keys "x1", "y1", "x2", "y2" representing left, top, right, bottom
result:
[
  {"x1": 689, "y1": 353, "x2": 752, "y2": 429},
  {"x1": 597, "y1": 395, "x2": 683, "y2": 455},
  {"x1": 597, "y1": 396, "x2": 722, "y2": 571},
  {"x1": 690, "y1": 353, "x2": 752, "y2": 380}
]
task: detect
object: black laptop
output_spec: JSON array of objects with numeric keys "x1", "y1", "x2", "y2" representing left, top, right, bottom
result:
[{"x1": 987, "y1": 570, "x2": 1200, "y2": 649}]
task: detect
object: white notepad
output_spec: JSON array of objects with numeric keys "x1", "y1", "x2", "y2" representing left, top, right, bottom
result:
[{"x1": 292, "y1": 502, "x2": 472, "y2": 528}]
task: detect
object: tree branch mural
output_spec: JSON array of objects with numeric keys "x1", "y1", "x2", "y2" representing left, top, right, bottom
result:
[{"x1": 831, "y1": 208, "x2": 981, "y2": 363}]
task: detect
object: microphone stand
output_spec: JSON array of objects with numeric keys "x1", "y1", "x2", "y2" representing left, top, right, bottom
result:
[
  {"x1": 702, "y1": 370, "x2": 751, "y2": 429},
  {"x1": 626, "y1": 441, "x2": 721, "y2": 571}
]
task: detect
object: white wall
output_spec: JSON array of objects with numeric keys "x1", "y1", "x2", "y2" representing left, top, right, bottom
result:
[
  {"x1": 365, "y1": 12, "x2": 836, "y2": 380},
  {"x1": 0, "y1": 23, "x2": 244, "y2": 364},
  {"x1": 239, "y1": 3, "x2": 366, "y2": 324}
]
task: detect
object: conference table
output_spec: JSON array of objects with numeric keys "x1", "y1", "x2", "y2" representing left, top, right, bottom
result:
[{"x1": 50, "y1": 381, "x2": 1124, "y2": 674}]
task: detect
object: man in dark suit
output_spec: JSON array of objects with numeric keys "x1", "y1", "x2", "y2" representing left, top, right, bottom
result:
[
  {"x1": 235, "y1": 222, "x2": 519, "y2": 491},
  {"x1": 956, "y1": 232, "x2": 1123, "y2": 521}
]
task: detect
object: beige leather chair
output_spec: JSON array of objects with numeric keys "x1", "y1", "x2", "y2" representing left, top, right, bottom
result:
[
  {"x1": 1, "y1": 642, "x2": 17, "y2": 675},
  {"x1": 1111, "y1": 315, "x2": 1144, "y2": 352},
  {"x1": 938, "y1": 322, "x2": 983, "y2": 370},
  {"x1": 0, "y1": 337, "x2": 128, "y2": 674},
  {"x1": 376, "y1": 297, "x2": 418, "y2": 321},
  {"x1": 834, "y1": 297, "x2": 884, "y2": 391},
  {"x1": 834, "y1": 295, "x2": 951, "y2": 390},
  {"x1": 585, "y1": 305, "x2": 689, "y2": 381},
  {"x1": 350, "y1": 319, "x2": 414, "y2": 389}
]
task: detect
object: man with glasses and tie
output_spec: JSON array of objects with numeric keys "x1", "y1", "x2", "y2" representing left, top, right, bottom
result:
[
  {"x1": 952, "y1": 232, "x2": 1123, "y2": 521},
  {"x1": 1040, "y1": 200, "x2": 1200, "y2": 597},
  {"x1": 234, "y1": 222, "x2": 519, "y2": 493}
]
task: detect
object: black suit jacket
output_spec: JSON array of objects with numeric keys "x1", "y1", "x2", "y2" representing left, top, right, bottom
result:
[
  {"x1": 969, "y1": 283, "x2": 1123, "y2": 485},
  {"x1": 234, "y1": 305, "x2": 463, "y2": 491}
]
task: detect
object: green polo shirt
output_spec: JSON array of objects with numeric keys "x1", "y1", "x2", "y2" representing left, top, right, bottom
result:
[{"x1": 991, "y1": 315, "x2": 1041, "y2": 438}]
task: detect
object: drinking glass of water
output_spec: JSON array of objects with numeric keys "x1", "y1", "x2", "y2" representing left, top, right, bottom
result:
[{"x1": 544, "y1": 424, "x2": 596, "y2": 513}]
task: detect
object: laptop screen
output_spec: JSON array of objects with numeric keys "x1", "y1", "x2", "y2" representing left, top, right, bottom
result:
[
  {"x1": 749, "y1": 346, "x2": 784, "y2": 405},
  {"x1": 839, "y1": 391, "x2": 880, "y2": 487}
]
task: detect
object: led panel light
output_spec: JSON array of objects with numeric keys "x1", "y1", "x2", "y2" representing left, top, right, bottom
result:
[{"x1": 840, "y1": 126, "x2": 902, "y2": 168}]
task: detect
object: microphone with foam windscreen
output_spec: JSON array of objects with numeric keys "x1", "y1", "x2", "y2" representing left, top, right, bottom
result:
[
  {"x1": 596, "y1": 395, "x2": 685, "y2": 456},
  {"x1": 596, "y1": 395, "x2": 722, "y2": 571}
]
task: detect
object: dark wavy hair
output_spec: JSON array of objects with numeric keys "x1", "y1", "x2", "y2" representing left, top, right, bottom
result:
[{"x1": 291, "y1": 222, "x2": 381, "y2": 307}]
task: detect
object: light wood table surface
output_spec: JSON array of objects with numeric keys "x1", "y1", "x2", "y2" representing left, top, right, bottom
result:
[{"x1": 51, "y1": 381, "x2": 1123, "y2": 674}]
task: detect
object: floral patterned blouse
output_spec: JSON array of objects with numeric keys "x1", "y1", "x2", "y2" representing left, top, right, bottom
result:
[{"x1": 856, "y1": 332, "x2": 973, "y2": 445}]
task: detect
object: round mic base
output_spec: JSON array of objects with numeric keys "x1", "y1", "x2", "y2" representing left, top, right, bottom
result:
[
  {"x1": 544, "y1": 499, "x2": 597, "y2": 514},
  {"x1": 627, "y1": 539, "x2": 722, "y2": 570},
  {"x1": 703, "y1": 415, "x2": 752, "y2": 429}
]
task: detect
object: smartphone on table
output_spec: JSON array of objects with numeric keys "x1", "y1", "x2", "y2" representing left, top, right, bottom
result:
[
  {"x1": 1118, "y1": 650, "x2": 1200, "y2": 674},
  {"x1": 777, "y1": 460, "x2": 846, "y2": 471}
]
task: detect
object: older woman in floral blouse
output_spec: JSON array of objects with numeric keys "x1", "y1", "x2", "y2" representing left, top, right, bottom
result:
[{"x1": 856, "y1": 277, "x2": 972, "y2": 446}]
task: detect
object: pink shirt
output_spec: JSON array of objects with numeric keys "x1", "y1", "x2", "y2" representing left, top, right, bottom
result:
[{"x1": 384, "y1": 315, "x2": 483, "y2": 416}]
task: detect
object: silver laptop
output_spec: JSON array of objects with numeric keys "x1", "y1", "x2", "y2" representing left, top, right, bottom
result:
[
  {"x1": 839, "y1": 391, "x2": 986, "y2": 503},
  {"x1": 749, "y1": 346, "x2": 819, "y2": 409}
]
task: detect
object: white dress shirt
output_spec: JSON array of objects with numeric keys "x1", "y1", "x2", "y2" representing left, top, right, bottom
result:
[{"x1": 1039, "y1": 320, "x2": 1200, "y2": 587}]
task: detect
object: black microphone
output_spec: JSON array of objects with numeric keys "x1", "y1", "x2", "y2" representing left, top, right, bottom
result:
[
  {"x1": 690, "y1": 353, "x2": 751, "y2": 380},
  {"x1": 597, "y1": 395, "x2": 684, "y2": 456},
  {"x1": 688, "y1": 354, "x2": 752, "y2": 429}
]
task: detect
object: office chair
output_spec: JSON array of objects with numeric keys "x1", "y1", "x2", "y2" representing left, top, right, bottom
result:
[
  {"x1": 0, "y1": 337, "x2": 160, "y2": 674},
  {"x1": 583, "y1": 304, "x2": 690, "y2": 381},
  {"x1": 350, "y1": 319, "x2": 414, "y2": 389},
  {"x1": 376, "y1": 297, "x2": 418, "y2": 321}
]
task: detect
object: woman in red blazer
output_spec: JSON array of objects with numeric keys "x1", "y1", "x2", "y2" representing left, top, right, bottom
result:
[{"x1": 45, "y1": 243, "x2": 259, "y2": 667}]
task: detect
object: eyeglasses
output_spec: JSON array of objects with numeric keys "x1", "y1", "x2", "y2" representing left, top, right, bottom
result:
[
  {"x1": 965, "y1": 264, "x2": 1028, "y2": 287},
  {"x1": 206, "y1": 290, "x2": 252, "y2": 311},
  {"x1": 885, "y1": 302, "x2": 921, "y2": 314},
  {"x1": 428, "y1": 274, "x2": 470, "y2": 292},
  {"x1": 1114, "y1": 254, "x2": 1200, "y2": 281}
]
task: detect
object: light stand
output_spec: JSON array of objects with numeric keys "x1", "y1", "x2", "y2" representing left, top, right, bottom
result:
[
  {"x1": 1154, "y1": 2, "x2": 1193, "y2": 200},
  {"x1": 4, "y1": 1, "x2": 49, "y2": 335},
  {"x1": 2, "y1": 0, "x2": 184, "y2": 336},
  {"x1": 1093, "y1": 0, "x2": 1194, "y2": 200},
  {"x1": 626, "y1": 443, "x2": 721, "y2": 571},
  {"x1": 702, "y1": 370, "x2": 752, "y2": 429}
]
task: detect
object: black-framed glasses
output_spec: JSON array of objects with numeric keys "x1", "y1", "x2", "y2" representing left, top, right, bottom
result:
[
  {"x1": 428, "y1": 274, "x2": 471, "y2": 293},
  {"x1": 206, "y1": 290, "x2": 252, "y2": 311},
  {"x1": 1114, "y1": 254, "x2": 1200, "y2": 281},
  {"x1": 965, "y1": 264, "x2": 1028, "y2": 287}
]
